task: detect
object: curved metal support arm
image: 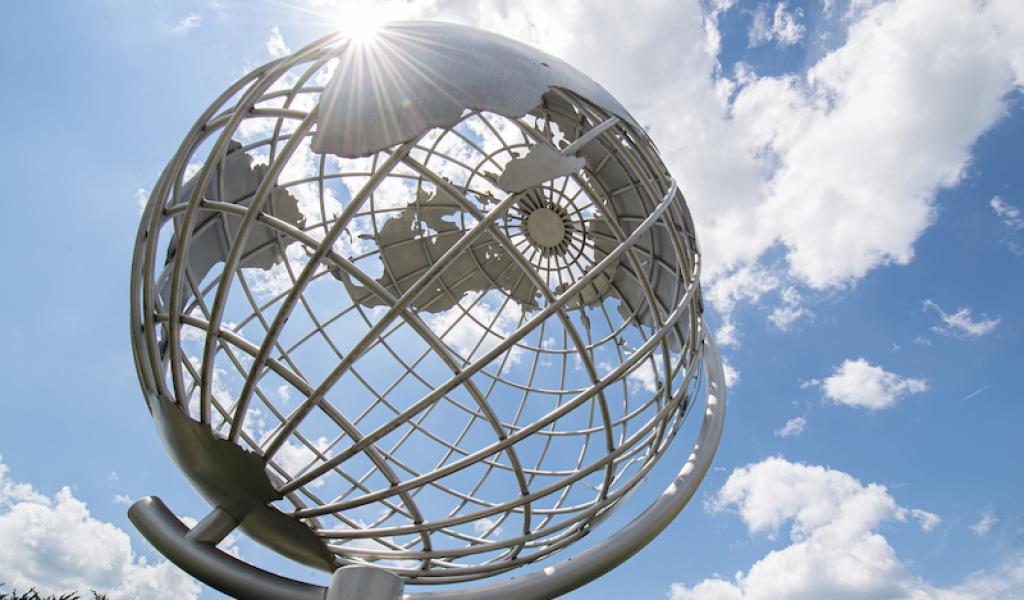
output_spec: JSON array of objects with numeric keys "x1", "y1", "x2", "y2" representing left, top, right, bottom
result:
[{"x1": 129, "y1": 497, "x2": 327, "y2": 600}]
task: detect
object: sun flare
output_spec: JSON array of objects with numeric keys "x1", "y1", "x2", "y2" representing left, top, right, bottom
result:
[{"x1": 333, "y1": 4, "x2": 388, "y2": 43}]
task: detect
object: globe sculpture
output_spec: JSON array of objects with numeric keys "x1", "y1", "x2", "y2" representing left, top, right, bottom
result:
[{"x1": 128, "y1": 21, "x2": 726, "y2": 600}]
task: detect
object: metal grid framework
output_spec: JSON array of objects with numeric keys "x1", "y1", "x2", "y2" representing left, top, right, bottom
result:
[{"x1": 131, "y1": 29, "x2": 712, "y2": 588}]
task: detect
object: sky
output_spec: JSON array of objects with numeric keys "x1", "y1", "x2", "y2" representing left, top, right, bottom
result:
[{"x1": 0, "y1": 0, "x2": 1022, "y2": 598}]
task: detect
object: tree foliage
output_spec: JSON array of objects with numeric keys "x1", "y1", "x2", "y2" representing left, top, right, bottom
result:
[{"x1": 0, "y1": 584, "x2": 107, "y2": 600}]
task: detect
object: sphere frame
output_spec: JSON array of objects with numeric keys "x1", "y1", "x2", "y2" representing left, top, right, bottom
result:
[{"x1": 128, "y1": 21, "x2": 726, "y2": 599}]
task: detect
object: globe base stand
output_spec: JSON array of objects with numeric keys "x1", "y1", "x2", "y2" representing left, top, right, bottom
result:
[
  {"x1": 327, "y1": 565, "x2": 404, "y2": 600},
  {"x1": 129, "y1": 497, "x2": 404, "y2": 599}
]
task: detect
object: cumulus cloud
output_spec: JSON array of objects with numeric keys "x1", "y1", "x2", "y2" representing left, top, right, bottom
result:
[
  {"x1": 473, "y1": 517, "x2": 504, "y2": 537},
  {"x1": 924, "y1": 299, "x2": 1001, "y2": 338},
  {"x1": 715, "y1": 320, "x2": 740, "y2": 347},
  {"x1": 991, "y1": 196, "x2": 1024, "y2": 254},
  {"x1": 172, "y1": 13, "x2": 201, "y2": 33},
  {"x1": 738, "y1": 0, "x2": 1018, "y2": 289},
  {"x1": 134, "y1": 187, "x2": 148, "y2": 212},
  {"x1": 704, "y1": 264, "x2": 779, "y2": 342},
  {"x1": 818, "y1": 358, "x2": 927, "y2": 410},
  {"x1": 428, "y1": 291, "x2": 526, "y2": 369},
  {"x1": 970, "y1": 510, "x2": 999, "y2": 536},
  {"x1": 944, "y1": 557, "x2": 1024, "y2": 599},
  {"x1": 911, "y1": 508, "x2": 941, "y2": 532},
  {"x1": 626, "y1": 357, "x2": 661, "y2": 394},
  {"x1": 274, "y1": 435, "x2": 332, "y2": 487},
  {"x1": 749, "y1": 2, "x2": 805, "y2": 47},
  {"x1": 704, "y1": 264, "x2": 780, "y2": 317},
  {"x1": 0, "y1": 456, "x2": 199, "y2": 599},
  {"x1": 768, "y1": 286, "x2": 811, "y2": 331},
  {"x1": 266, "y1": 26, "x2": 290, "y2": 59},
  {"x1": 668, "y1": 457, "x2": 1024, "y2": 600},
  {"x1": 594, "y1": 347, "x2": 674, "y2": 396},
  {"x1": 991, "y1": 196, "x2": 1024, "y2": 230},
  {"x1": 774, "y1": 416, "x2": 806, "y2": 437}
]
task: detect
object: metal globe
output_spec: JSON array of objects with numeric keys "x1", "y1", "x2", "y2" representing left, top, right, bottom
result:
[{"x1": 129, "y1": 21, "x2": 725, "y2": 599}]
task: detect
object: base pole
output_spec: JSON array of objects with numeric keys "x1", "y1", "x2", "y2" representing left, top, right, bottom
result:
[{"x1": 327, "y1": 565, "x2": 404, "y2": 600}]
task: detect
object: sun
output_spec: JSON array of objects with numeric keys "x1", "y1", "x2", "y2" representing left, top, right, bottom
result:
[{"x1": 333, "y1": 3, "x2": 389, "y2": 44}]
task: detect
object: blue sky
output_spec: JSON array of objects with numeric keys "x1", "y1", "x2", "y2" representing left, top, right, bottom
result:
[{"x1": 0, "y1": 1, "x2": 1022, "y2": 598}]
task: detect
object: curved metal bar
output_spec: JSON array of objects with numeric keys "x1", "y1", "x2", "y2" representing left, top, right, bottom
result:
[{"x1": 128, "y1": 497, "x2": 325, "y2": 600}]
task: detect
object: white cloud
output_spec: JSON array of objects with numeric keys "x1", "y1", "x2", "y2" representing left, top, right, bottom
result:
[
  {"x1": 627, "y1": 358, "x2": 661, "y2": 394},
  {"x1": 702, "y1": 264, "x2": 783, "y2": 344},
  {"x1": 245, "y1": 243, "x2": 311, "y2": 298},
  {"x1": 182, "y1": 161, "x2": 203, "y2": 182},
  {"x1": 818, "y1": 358, "x2": 927, "y2": 410},
  {"x1": 112, "y1": 494, "x2": 132, "y2": 505},
  {"x1": 944, "y1": 557, "x2": 1024, "y2": 599},
  {"x1": 173, "y1": 13, "x2": 201, "y2": 33},
  {"x1": 991, "y1": 196, "x2": 1024, "y2": 229},
  {"x1": 924, "y1": 299, "x2": 1001, "y2": 338},
  {"x1": 428, "y1": 291, "x2": 525, "y2": 369},
  {"x1": 722, "y1": 358, "x2": 740, "y2": 388},
  {"x1": 748, "y1": 5, "x2": 773, "y2": 47},
  {"x1": 749, "y1": 2, "x2": 805, "y2": 48},
  {"x1": 0, "y1": 456, "x2": 200, "y2": 599},
  {"x1": 911, "y1": 508, "x2": 941, "y2": 533},
  {"x1": 715, "y1": 320, "x2": 740, "y2": 347},
  {"x1": 767, "y1": 304, "x2": 804, "y2": 331},
  {"x1": 707, "y1": 457, "x2": 904, "y2": 537},
  {"x1": 134, "y1": 187, "x2": 148, "y2": 212},
  {"x1": 704, "y1": 264, "x2": 780, "y2": 316},
  {"x1": 670, "y1": 457, "x2": 1013, "y2": 600},
  {"x1": 266, "y1": 26, "x2": 291, "y2": 59},
  {"x1": 721, "y1": 0, "x2": 1023, "y2": 289},
  {"x1": 274, "y1": 436, "x2": 331, "y2": 487},
  {"x1": 774, "y1": 416, "x2": 806, "y2": 437},
  {"x1": 473, "y1": 517, "x2": 504, "y2": 538},
  {"x1": 768, "y1": 286, "x2": 811, "y2": 331},
  {"x1": 970, "y1": 510, "x2": 999, "y2": 536}
]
